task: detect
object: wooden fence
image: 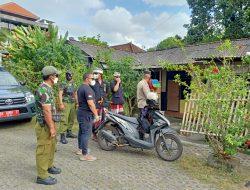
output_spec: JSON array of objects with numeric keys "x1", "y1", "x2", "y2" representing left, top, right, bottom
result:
[{"x1": 181, "y1": 91, "x2": 250, "y2": 136}]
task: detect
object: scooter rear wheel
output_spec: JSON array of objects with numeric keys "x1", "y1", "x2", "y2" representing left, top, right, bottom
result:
[
  {"x1": 97, "y1": 123, "x2": 117, "y2": 151},
  {"x1": 155, "y1": 133, "x2": 183, "y2": 161}
]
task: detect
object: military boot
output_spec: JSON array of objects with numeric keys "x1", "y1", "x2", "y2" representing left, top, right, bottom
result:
[
  {"x1": 36, "y1": 176, "x2": 57, "y2": 185},
  {"x1": 60, "y1": 133, "x2": 68, "y2": 144},
  {"x1": 66, "y1": 130, "x2": 77, "y2": 138},
  {"x1": 48, "y1": 166, "x2": 62, "y2": 174}
]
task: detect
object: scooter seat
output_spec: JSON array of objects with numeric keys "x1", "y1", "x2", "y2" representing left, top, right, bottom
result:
[{"x1": 112, "y1": 113, "x2": 139, "y2": 125}]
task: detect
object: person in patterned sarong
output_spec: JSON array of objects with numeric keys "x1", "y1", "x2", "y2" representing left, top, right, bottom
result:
[{"x1": 110, "y1": 72, "x2": 124, "y2": 114}]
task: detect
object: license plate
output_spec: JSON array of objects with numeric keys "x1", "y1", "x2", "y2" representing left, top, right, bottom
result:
[{"x1": 0, "y1": 110, "x2": 20, "y2": 118}]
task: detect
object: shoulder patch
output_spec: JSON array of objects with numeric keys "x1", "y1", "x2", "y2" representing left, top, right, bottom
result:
[{"x1": 88, "y1": 94, "x2": 93, "y2": 98}]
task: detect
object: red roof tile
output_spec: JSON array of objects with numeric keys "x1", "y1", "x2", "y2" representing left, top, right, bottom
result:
[
  {"x1": 111, "y1": 42, "x2": 145, "y2": 53},
  {"x1": 0, "y1": 2, "x2": 39, "y2": 20}
]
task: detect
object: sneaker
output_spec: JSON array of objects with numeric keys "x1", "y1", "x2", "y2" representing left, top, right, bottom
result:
[
  {"x1": 75, "y1": 149, "x2": 82, "y2": 155},
  {"x1": 75, "y1": 148, "x2": 90, "y2": 155},
  {"x1": 79, "y1": 154, "x2": 97, "y2": 161}
]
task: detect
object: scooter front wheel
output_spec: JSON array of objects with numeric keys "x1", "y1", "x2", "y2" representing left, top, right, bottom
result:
[{"x1": 155, "y1": 133, "x2": 183, "y2": 161}]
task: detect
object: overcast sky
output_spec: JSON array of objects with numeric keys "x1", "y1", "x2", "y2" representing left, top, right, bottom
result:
[{"x1": 0, "y1": 0, "x2": 190, "y2": 49}]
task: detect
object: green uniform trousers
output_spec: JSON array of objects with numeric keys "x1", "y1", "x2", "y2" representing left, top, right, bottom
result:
[
  {"x1": 59, "y1": 102, "x2": 76, "y2": 133},
  {"x1": 35, "y1": 123, "x2": 56, "y2": 179}
]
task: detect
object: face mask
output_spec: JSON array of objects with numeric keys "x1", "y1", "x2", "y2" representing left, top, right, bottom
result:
[
  {"x1": 90, "y1": 80, "x2": 96, "y2": 86},
  {"x1": 93, "y1": 74, "x2": 98, "y2": 79},
  {"x1": 53, "y1": 77, "x2": 58, "y2": 84},
  {"x1": 66, "y1": 75, "x2": 72, "y2": 81}
]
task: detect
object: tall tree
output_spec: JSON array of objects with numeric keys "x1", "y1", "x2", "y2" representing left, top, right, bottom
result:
[
  {"x1": 78, "y1": 34, "x2": 108, "y2": 47},
  {"x1": 184, "y1": 0, "x2": 216, "y2": 44},
  {"x1": 215, "y1": 0, "x2": 250, "y2": 39},
  {"x1": 148, "y1": 35, "x2": 184, "y2": 51},
  {"x1": 185, "y1": 0, "x2": 250, "y2": 44},
  {"x1": 156, "y1": 35, "x2": 184, "y2": 50}
]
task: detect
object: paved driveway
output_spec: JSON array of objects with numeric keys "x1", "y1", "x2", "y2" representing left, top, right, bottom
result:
[{"x1": 0, "y1": 120, "x2": 223, "y2": 190}]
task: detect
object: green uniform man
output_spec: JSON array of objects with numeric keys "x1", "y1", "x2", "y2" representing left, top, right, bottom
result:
[
  {"x1": 58, "y1": 71, "x2": 77, "y2": 144},
  {"x1": 35, "y1": 66, "x2": 62, "y2": 185}
]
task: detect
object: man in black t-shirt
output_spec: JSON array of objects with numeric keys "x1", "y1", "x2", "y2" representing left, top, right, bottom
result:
[{"x1": 76, "y1": 73, "x2": 100, "y2": 161}]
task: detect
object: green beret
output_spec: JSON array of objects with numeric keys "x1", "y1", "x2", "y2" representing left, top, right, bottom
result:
[{"x1": 41, "y1": 66, "x2": 60, "y2": 76}]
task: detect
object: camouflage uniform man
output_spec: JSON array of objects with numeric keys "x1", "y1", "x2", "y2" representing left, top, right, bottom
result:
[
  {"x1": 35, "y1": 66, "x2": 62, "y2": 185},
  {"x1": 58, "y1": 71, "x2": 77, "y2": 144}
]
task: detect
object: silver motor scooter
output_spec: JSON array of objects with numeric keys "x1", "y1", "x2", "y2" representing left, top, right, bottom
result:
[{"x1": 96, "y1": 98, "x2": 183, "y2": 161}]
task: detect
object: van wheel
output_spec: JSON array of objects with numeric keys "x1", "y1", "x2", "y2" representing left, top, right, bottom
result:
[{"x1": 24, "y1": 118, "x2": 32, "y2": 122}]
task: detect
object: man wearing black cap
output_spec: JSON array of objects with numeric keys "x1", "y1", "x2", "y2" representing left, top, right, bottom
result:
[{"x1": 58, "y1": 71, "x2": 77, "y2": 144}]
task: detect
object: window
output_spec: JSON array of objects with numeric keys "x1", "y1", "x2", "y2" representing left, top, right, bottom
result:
[{"x1": 0, "y1": 72, "x2": 19, "y2": 86}]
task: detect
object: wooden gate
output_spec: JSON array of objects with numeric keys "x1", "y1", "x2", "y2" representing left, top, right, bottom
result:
[{"x1": 181, "y1": 91, "x2": 250, "y2": 135}]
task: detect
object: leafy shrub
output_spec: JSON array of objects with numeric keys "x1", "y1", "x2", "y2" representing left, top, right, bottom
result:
[
  {"x1": 162, "y1": 41, "x2": 249, "y2": 159},
  {"x1": 2, "y1": 25, "x2": 87, "y2": 92}
]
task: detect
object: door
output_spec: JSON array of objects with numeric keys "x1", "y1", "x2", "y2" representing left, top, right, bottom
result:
[{"x1": 167, "y1": 80, "x2": 180, "y2": 112}]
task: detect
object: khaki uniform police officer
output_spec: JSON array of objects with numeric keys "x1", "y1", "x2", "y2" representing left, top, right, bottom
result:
[{"x1": 35, "y1": 66, "x2": 62, "y2": 185}]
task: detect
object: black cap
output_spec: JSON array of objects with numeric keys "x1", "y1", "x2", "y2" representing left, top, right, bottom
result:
[
  {"x1": 66, "y1": 71, "x2": 73, "y2": 81},
  {"x1": 41, "y1": 66, "x2": 60, "y2": 77},
  {"x1": 66, "y1": 71, "x2": 72, "y2": 75}
]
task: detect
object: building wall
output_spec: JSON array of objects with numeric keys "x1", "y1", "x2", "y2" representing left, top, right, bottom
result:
[
  {"x1": 0, "y1": 13, "x2": 48, "y2": 30},
  {"x1": 159, "y1": 59, "x2": 247, "y2": 117}
]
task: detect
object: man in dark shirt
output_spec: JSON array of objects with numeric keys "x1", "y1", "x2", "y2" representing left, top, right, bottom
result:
[
  {"x1": 110, "y1": 72, "x2": 124, "y2": 114},
  {"x1": 90, "y1": 68, "x2": 108, "y2": 140},
  {"x1": 58, "y1": 71, "x2": 77, "y2": 144},
  {"x1": 76, "y1": 73, "x2": 100, "y2": 161}
]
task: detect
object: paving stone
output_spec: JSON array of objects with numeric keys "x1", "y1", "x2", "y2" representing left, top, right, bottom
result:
[{"x1": 0, "y1": 121, "x2": 247, "y2": 190}]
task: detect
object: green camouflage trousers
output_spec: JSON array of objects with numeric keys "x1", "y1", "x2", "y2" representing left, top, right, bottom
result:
[
  {"x1": 59, "y1": 102, "x2": 76, "y2": 134},
  {"x1": 35, "y1": 123, "x2": 56, "y2": 179}
]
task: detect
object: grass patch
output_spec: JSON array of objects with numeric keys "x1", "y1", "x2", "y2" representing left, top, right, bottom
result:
[{"x1": 175, "y1": 155, "x2": 250, "y2": 190}]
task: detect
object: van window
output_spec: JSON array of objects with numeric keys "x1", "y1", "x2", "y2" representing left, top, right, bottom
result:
[{"x1": 0, "y1": 72, "x2": 19, "y2": 86}]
